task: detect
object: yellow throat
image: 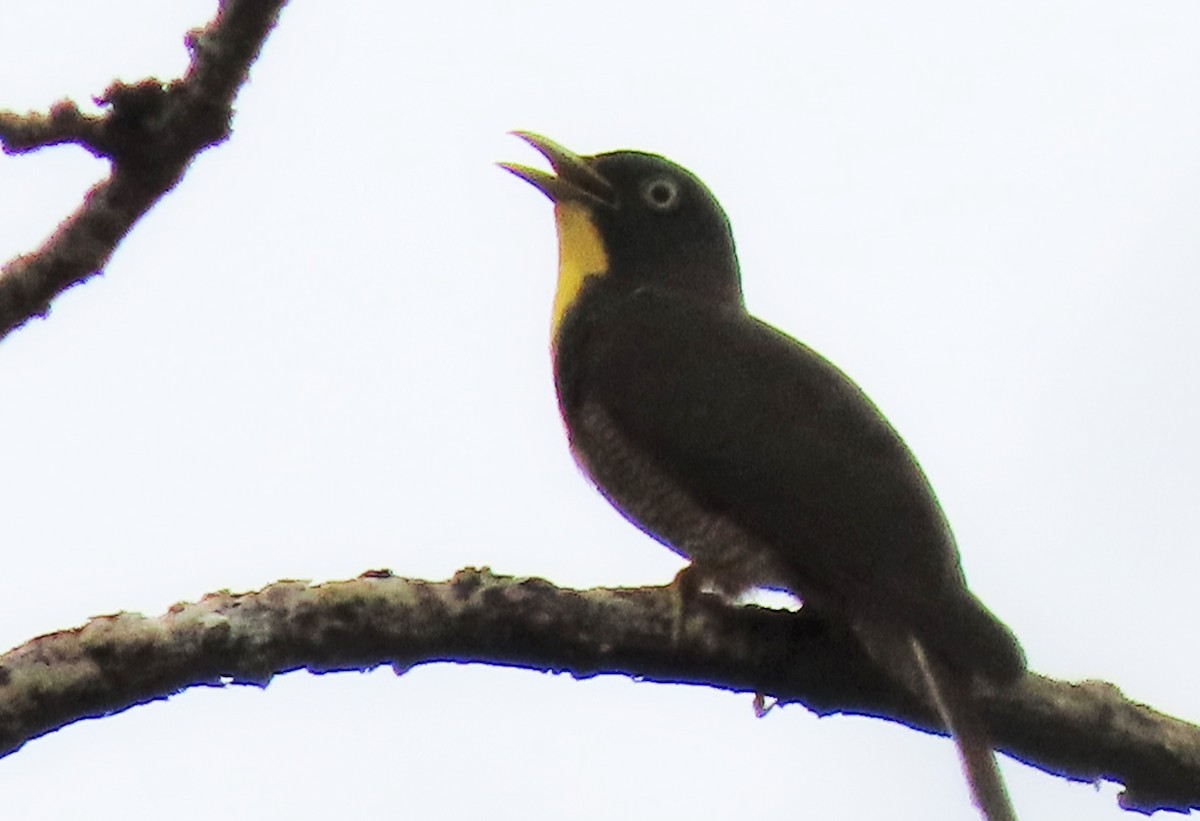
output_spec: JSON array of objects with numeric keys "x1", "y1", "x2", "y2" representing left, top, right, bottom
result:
[{"x1": 551, "y1": 201, "x2": 609, "y2": 339}]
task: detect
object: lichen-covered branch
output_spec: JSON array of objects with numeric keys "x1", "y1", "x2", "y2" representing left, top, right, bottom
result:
[
  {"x1": 0, "y1": 567, "x2": 1195, "y2": 815},
  {"x1": 0, "y1": 0, "x2": 289, "y2": 342}
]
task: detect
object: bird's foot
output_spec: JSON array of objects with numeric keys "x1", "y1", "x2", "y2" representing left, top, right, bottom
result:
[
  {"x1": 752, "y1": 692, "x2": 779, "y2": 718},
  {"x1": 667, "y1": 564, "x2": 706, "y2": 645}
]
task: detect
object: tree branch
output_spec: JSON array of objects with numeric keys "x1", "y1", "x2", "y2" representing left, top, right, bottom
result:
[
  {"x1": 0, "y1": 567, "x2": 1195, "y2": 815},
  {"x1": 0, "y1": 0, "x2": 289, "y2": 342}
]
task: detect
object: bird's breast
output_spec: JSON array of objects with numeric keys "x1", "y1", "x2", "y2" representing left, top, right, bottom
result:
[{"x1": 565, "y1": 398, "x2": 796, "y2": 598}]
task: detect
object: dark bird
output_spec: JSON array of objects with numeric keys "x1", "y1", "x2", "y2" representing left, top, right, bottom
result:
[{"x1": 502, "y1": 132, "x2": 1026, "y2": 820}]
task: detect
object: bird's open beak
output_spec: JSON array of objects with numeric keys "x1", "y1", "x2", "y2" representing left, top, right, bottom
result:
[{"x1": 499, "y1": 132, "x2": 615, "y2": 207}]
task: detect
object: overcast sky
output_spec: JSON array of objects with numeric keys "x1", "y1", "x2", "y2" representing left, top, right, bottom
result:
[{"x1": 2, "y1": 2, "x2": 1199, "y2": 819}]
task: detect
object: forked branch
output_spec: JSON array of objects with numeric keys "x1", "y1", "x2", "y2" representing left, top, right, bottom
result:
[{"x1": 0, "y1": 0, "x2": 289, "y2": 341}]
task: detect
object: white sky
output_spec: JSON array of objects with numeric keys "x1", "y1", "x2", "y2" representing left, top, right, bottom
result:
[{"x1": 2, "y1": 2, "x2": 1199, "y2": 818}]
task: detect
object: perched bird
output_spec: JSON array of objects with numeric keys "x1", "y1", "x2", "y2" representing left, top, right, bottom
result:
[{"x1": 502, "y1": 132, "x2": 1026, "y2": 820}]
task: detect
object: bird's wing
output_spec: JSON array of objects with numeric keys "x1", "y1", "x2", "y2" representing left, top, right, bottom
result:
[{"x1": 562, "y1": 286, "x2": 963, "y2": 614}]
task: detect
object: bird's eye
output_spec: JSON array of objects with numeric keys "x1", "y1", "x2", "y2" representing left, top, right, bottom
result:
[{"x1": 640, "y1": 177, "x2": 681, "y2": 212}]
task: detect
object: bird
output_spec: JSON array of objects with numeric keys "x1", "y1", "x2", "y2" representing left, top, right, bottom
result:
[{"x1": 501, "y1": 131, "x2": 1026, "y2": 820}]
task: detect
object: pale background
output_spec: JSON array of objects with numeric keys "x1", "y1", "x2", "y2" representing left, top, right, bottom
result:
[{"x1": 2, "y1": 2, "x2": 1198, "y2": 818}]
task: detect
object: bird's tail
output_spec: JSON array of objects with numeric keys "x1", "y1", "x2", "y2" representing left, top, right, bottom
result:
[{"x1": 910, "y1": 636, "x2": 1018, "y2": 821}]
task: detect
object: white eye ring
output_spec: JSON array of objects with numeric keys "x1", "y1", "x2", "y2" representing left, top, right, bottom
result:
[{"x1": 640, "y1": 177, "x2": 681, "y2": 211}]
